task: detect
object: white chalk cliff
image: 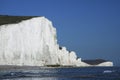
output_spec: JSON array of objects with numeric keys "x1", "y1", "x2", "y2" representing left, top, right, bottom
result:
[{"x1": 0, "y1": 17, "x2": 113, "y2": 67}]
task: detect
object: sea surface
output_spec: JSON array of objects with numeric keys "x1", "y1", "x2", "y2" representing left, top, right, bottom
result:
[{"x1": 0, "y1": 66, "x2": 120, "y2": 80}]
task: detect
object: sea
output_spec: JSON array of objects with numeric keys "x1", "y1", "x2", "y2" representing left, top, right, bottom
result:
[{"x1": 0, "y1": 66, "x2": 120, "y2": 80}]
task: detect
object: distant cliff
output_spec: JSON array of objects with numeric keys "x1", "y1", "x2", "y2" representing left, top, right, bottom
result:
[{"x1": 82, "y1": 59, "x2": 113, "y2": 66}]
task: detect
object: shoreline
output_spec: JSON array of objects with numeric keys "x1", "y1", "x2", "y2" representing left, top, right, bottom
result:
[{"x1": 0, "y1": 65, "x2": 116, "y2": 70}]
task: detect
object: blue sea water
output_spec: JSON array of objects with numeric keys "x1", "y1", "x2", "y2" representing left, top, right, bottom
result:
[{"x1": 0, "y1": 67, "x2": 120, "y2": 80}]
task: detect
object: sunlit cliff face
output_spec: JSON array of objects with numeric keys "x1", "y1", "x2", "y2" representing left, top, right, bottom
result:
[
  {"x1": 0, "y1": 16, "x2": 113, "y2": 67},
  {"x1": 0, "y1": 17, "x2": 82, "y2": 66}
]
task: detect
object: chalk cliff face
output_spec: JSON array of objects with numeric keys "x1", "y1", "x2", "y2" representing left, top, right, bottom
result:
[
  {"x1": 0, "y1": 16, "x2": 113, "y2": 67},
  {"x1": 0, "y1": 17, "x2": 82, "y2": 66}
]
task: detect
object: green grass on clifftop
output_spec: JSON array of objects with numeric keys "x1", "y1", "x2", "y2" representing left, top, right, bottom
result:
[{"x1": 0, "y1": 15, "x2": 38, "y2": 25}]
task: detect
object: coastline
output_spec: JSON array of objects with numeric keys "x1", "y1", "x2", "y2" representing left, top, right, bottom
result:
[{"x1": 0, "y1": 65, "x2": 115, "y2": 71}]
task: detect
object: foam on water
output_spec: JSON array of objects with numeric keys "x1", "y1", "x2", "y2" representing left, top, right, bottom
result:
[{"x1": 0, "y1": 67, "x2": 120, "y2": 80}]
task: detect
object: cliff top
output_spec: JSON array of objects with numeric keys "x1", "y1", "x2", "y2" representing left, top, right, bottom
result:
[{"x1": 0, "y1": 15, "x2": 39, "y2": 25}]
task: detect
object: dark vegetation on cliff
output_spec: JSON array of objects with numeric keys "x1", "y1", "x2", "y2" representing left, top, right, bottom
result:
[{"x1": 0, "y1": 15, "x2": 38, "y2": 25}]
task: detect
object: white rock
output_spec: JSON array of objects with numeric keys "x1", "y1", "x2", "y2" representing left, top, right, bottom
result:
[
  {"x1": 0, "y1": 17, "x2": 113, "y2": 67},
  {"x1": 96, "y1": 62, "x2": 113, "y2": 66}
]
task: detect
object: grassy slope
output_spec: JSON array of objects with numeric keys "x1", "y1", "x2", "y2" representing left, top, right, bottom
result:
[{"x1": 0, "y1": 15, "x2": 39, "y2": 25}]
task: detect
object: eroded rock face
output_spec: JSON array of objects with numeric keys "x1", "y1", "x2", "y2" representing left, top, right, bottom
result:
[
  {"x1": 0, "y1": 16, "x2": 113, "y2": 67},
  {"x1": 0, "y1": 17, "x2": 82, "y2": 66}
]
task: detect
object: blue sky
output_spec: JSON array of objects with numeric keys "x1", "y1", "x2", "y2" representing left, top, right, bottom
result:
[{"x1": 0, "y1": 0, "x2": 120, "y2": 66}]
